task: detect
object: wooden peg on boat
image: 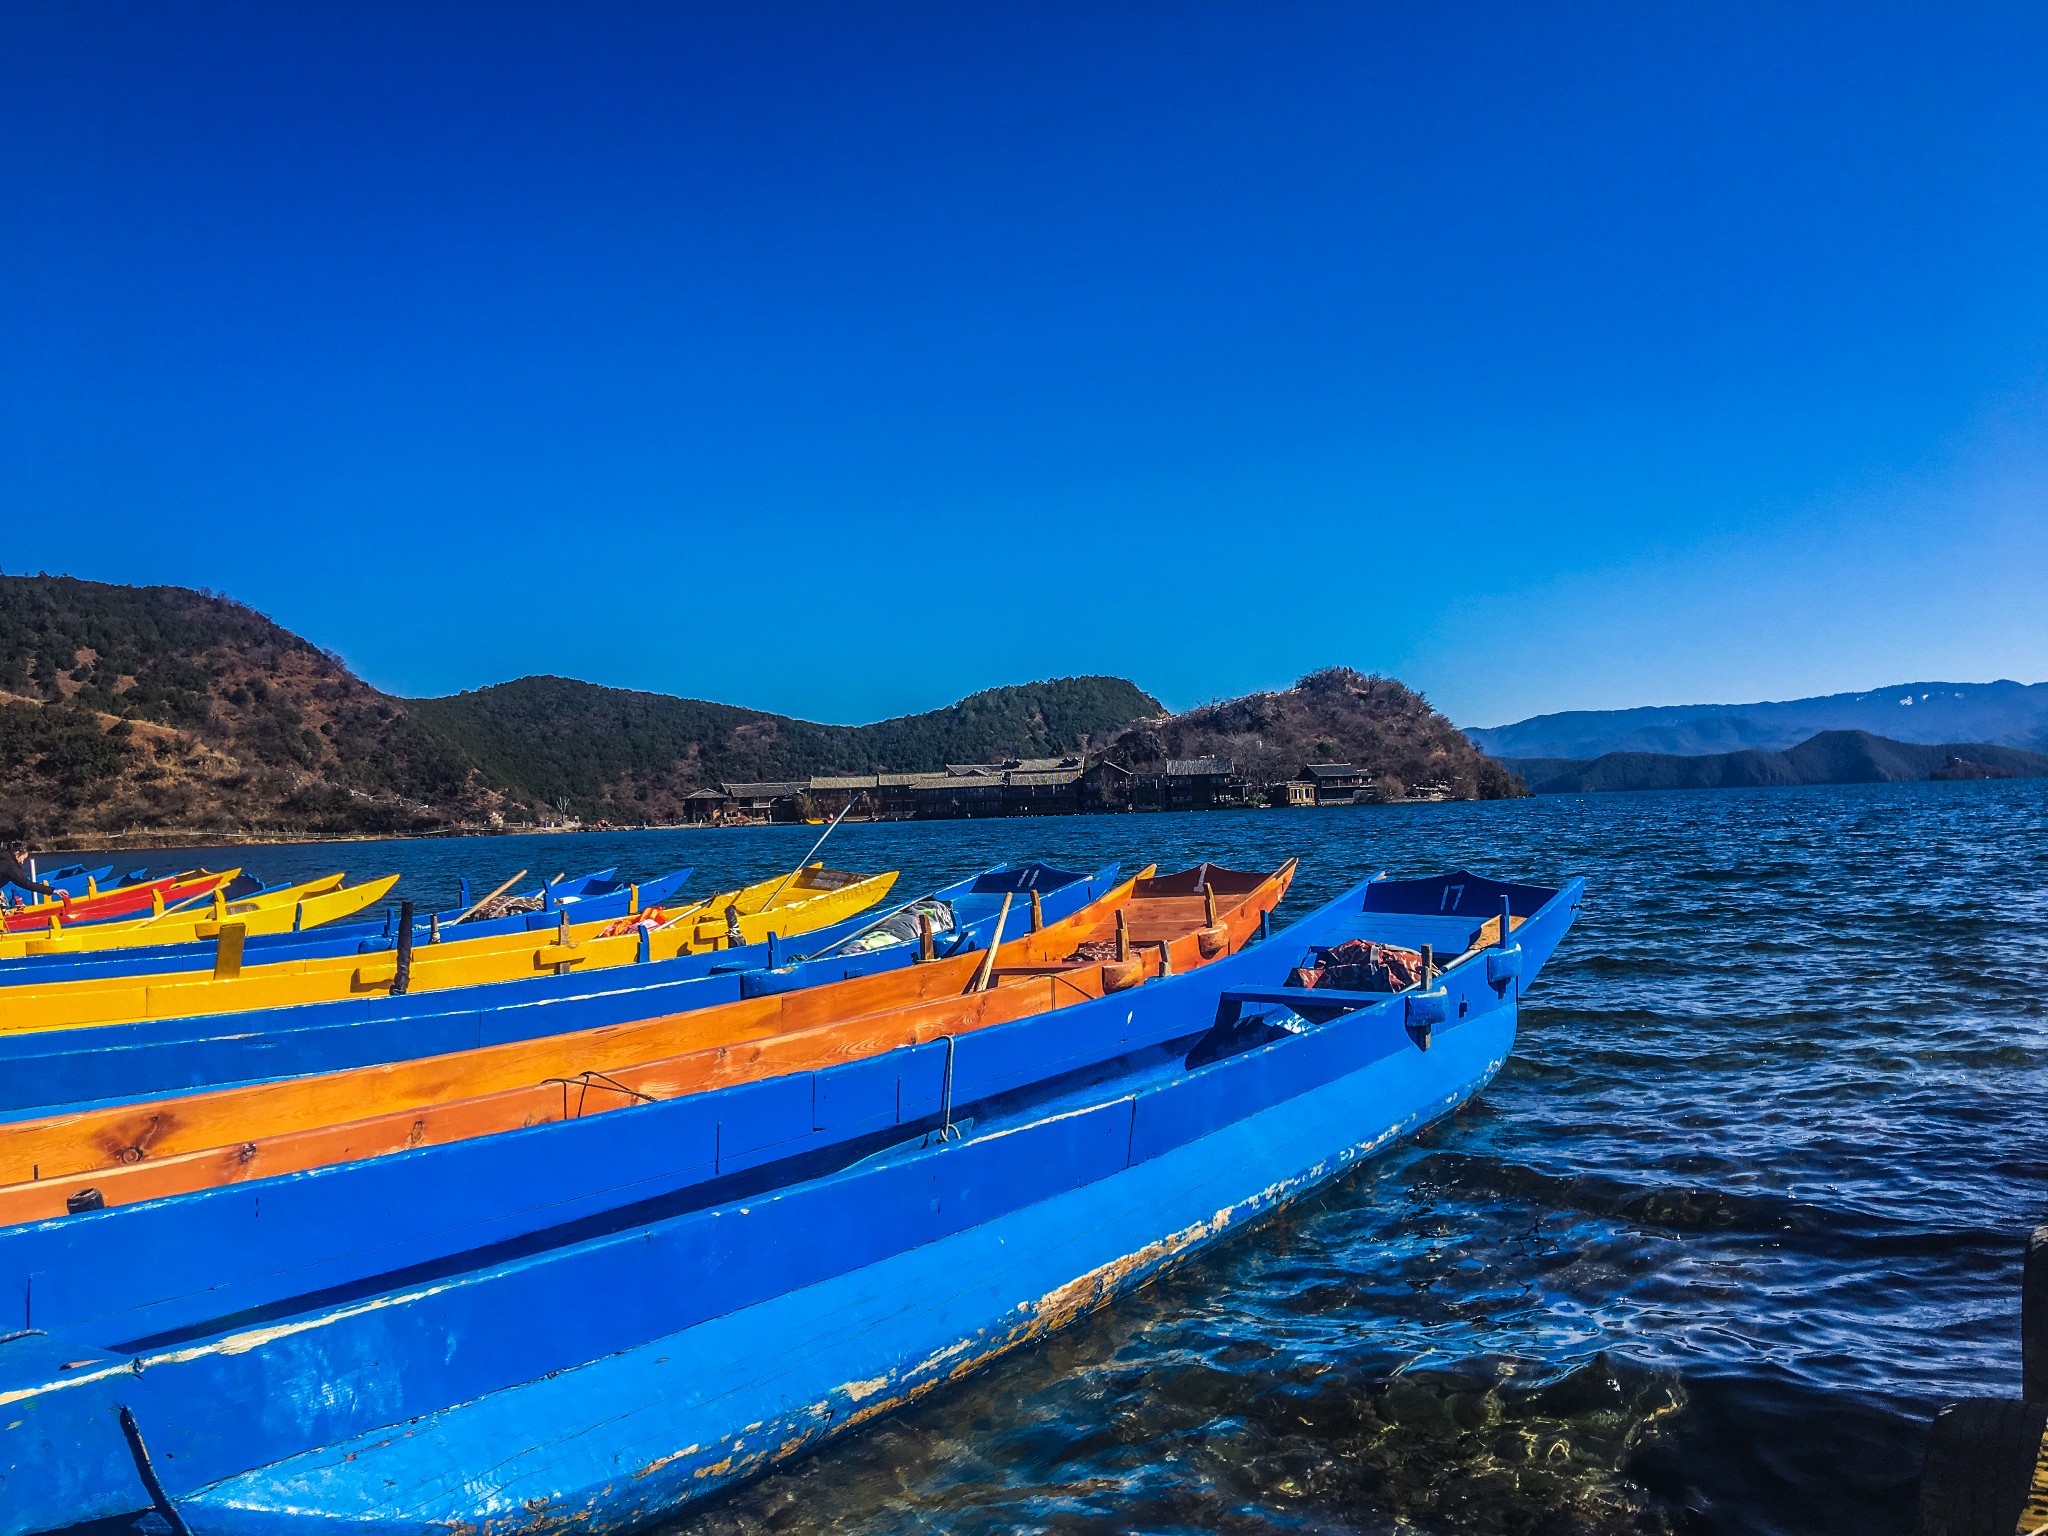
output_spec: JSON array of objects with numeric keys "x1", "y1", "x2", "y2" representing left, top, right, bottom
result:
[
  {"x1": 392, "y1": 901, "x2": 415, "y2": 996},
  {"x1": 1029, "y1": 889, "x2": 1043, "y2": 932},
  {"x1": 1116, "y1": 908, "x2": 1130, "y2": 962},
  {"x1": 918, "y1": 911, "x2": 935, "y2": 962},
  {"x1": 1204, "y1": 886, "x2": 1217, "y2": 928},
  {"x1": 213, "y1": 923, "x2": 246, "y2": 981}
]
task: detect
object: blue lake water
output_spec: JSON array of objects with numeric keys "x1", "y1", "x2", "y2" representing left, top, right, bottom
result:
[{"x1": 138, "y1": 776, "x2": 2048, "y2": 1534}]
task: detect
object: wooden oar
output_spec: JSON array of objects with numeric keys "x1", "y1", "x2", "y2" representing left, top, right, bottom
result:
[
  {"x1": 755, "y1": 793, "x2": 863, "y2": 916},
  {"x1": 973, "y1": 893, "x2": 1013, "y2": 992},
  {"x1": 446, "y1": 869, "x2": 528, "y2": 926},
  {"x1": 152, "y1": 870, "x2": 242, "y2": 921}
]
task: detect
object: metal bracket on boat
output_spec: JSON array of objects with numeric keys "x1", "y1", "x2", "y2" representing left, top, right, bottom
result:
[
  {"x1": 933, "y1": 1034, "x2": 963, "y2": 1142},
  {"x1": 118, "y1": 1405, "x2": 194, "y2": 1536},
  {"x1": 1404, "y1": 987, "x2": 1449, "y2": 1051},
  {"x1": 1485, "y1": 945, "x2": 1522, "y2": 993}
]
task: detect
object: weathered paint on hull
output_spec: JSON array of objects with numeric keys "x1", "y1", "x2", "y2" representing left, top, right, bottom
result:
[{"x1": 182, "y1": 1005, "x2": 1516, "y2": 1533}]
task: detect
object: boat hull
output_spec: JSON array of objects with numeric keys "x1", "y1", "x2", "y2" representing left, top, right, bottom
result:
[
  {"x1": 0, "y1": 869, "x2": 897, "y2": 1034},
  {"x1": 0, "y1": 870, "x2": 1577, "y2": 1536},
  {"x1": 0, "y1": 870, "x2": 234, "y2": 934},
  {"x1": 0, "y1": 865, "x2": 1110, "y2": 1116},
  {"x1": 183, "y1": 977, "x2": 1518, "y2": 1534},
  {"x1": 0, "y1": 868, "x2": 689, "y2": 985}
]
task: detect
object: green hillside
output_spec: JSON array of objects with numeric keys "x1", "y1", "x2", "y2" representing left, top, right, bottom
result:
[
  {"x1": 407, "y1": 674, "x2": 1163, "y2": 821},
  {"x1": 2, "y1": 573, "x2": 1533, "y2": 839},
  {"x1": 0, "y1": 574, "x2": 1161, "y2": 838},
  {"x1": 1108, "y1": 667, "x2": 1523, "y2": 801},
  {"x1": 0, "y1": 575, "x2": 483, "y2": 838}
]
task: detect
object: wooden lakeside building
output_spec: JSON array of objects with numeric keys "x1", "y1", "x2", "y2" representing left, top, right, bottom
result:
[
  {"x1": 680, "y1": 754, "x2": 1418, "y2": 824},
  {"x1": 1287, "y1": 762, "x2": 1375, "y2": 806}
]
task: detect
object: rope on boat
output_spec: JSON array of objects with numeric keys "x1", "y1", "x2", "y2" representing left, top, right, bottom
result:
[
  {"x1": 934, "y1": 1034, "x2": 962, "y2": 1141},
  {"x1": 542, "y1": 1071, "x2": 660, "y2": 1119},
  {"x1": 118, "y1": 1406, "x2": 193, "y2": 1536}
]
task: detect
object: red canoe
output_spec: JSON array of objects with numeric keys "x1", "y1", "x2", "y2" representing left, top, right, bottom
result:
[{"x1": 0, "y1": 869, "x2": 238, "y2": 934}]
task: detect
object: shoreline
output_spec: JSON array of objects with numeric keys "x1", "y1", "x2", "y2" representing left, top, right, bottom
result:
[{"x1": 32, "y1": 798, "x2": 1487, "y2": 856}]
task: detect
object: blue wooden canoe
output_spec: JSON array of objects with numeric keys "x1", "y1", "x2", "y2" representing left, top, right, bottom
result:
[
  {"x1": 0, "y1": 868, "x2": 1579, "y2": 1536},
  {"x1": 22, "y1": 863, "x2": 150, "y2": 899},
  {"x1": 0, "y1": 861, "x2": 1116, "y2": 1114},
  {"x1": 0, "y1": 867, "x2": 686, "y2": 988}
]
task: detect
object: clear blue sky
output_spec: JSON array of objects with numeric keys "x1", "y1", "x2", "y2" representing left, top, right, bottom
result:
[{"x1": 2, "y1": 3, "x2": 2043, "y2": 728}]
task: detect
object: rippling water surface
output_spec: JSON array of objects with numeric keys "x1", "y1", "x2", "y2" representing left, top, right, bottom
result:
[{"x1": 154, "y1": 778, "x2": 2048, "y2": 1533}]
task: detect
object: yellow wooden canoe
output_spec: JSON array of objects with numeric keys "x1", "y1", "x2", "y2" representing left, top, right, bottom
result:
[
  {"x1": 3, "y1": 874, "x2": 400, "y2": 958},
  {"x1": 0, "y1": 864, "x2": 896, "y2": 1035}
]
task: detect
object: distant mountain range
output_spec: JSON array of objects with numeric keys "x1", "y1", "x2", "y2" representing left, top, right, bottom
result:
[
  {"x1": 1503, "y1": 730, "x2": 2048, "y2": 795},
  {"x1": 1468, "y1": 680, "x2": 2048, "y2": 759},
  {"x1": 0, "y1": 575, "x2": 1510, "y2": 841}
]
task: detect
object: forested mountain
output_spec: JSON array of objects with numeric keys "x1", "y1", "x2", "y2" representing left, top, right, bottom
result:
[
  {"x1": 1505, "y1": 730, "x2": 2048, "y2": 794},
  {"x1": 2, "y1": 575, "x2": 1526, "y2": 840},
  {"x1": 1470, "y1": 680, "x2": 2048, "y2": 758},
  {"x1": 1109, "y1": 667, "x2": 1523, "y2": 802},
  {"x1": 409, "y1": 674, "x2": 1161, "y2": 822},
  {"x1": 0, "y1": 575, "x2": 1159, "y2": 838}
]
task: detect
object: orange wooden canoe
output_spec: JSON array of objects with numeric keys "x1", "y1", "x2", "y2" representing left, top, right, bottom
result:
[{"x1": 0, "y1": 862, "x2": 1295, "y2": 1223}]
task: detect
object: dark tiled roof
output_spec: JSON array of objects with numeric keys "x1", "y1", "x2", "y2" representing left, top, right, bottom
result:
[
  {"x1": 916, "y1": 780, "x2": 1006, "y2": 796},
  {"x1": 1166, "y1": 757, "x2": 1234, "y2": 776}
]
